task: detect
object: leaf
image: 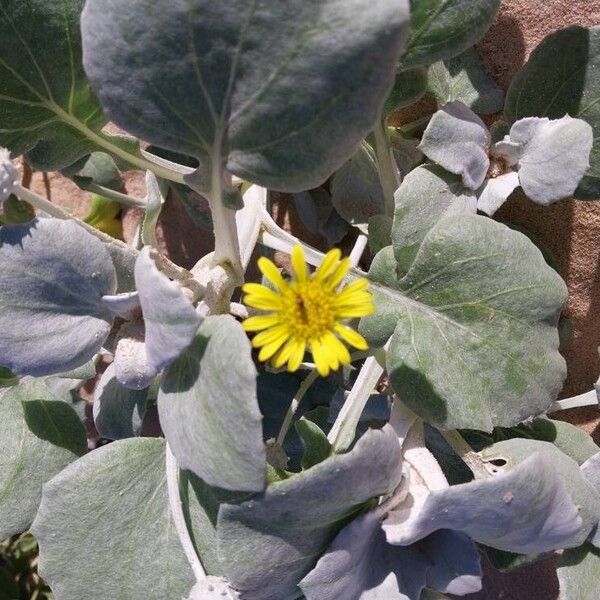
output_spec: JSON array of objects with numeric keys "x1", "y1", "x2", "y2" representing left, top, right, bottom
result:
[
  {"x1": 81, "y1": 0, "x2": 412, "y2": 192},
  {"x1": 187, "y1": 578, "x2": 240, "y2": 600},
  {"x1": 385, "y1": 68, "x2": 429, "y2": 115},
  {"x1": 384, "y1": 451, "x2": 582, "y2": 554},
  {"x1": 393, "y1": 164, "x2": 476, "y2": 273},
  {"x1": 0, "y1": 0, "x2": 136, "y2": 170},
  {"x1": 0, "y1": 366, "x2": 18, "y2": 388},
  {"x1": 158, "y1": 315, "x2": 266, "y2": 492},
  {"x1": 505, "y1": 25, "x2": 600, "y2": 199},
  {"x1": 331, "y1": 144, "x2": 385, "y2": 229},
  {"x1": 300, "y1": 507, "x2": 431, "y2": 600},
  {"x1": 68, "y1": 152, "x2": 122, "y2": 192},
  {"x1": 93, "y1": 363, "x2": 148, "y2": 439},
  {"x1": 295, "y1": 413, "x2": 332, "y2": 470},
  {"x1": 557, "y1": 543, "x2": 600, "y2": 600},
  {"x1": 481, "y1": 439, "x2": 600, "y2": 548},
  {"x1": 419, "y1": 101, "x2": 490, "y2": 189},
  {"x1": 0, "y1": 219, "x2": 116, "y2": 376},
  {"x1": 217, "y1": 425, "x2": 403, "y2": 600},
  {"x1": 31, "y1": 438, "x2": 195, "y2": 600},
  {"x1": 428, "y1": 47, "x2": 504, "y2": 114},
  {"x1": 0, "y1": 379, "x2": 83, "y2": 541},
  {"x1": 134, "y1": 246, "x2": 201, "y2": 374},
  {"x1": 360, "y1": 214, "x2": 567, "y2": 431},
  {"x1": 400, "y1": 0, "x2": 500, "y2": 69},
  {"x1": 369, "y1": 214, "x2": 393, "y2": 256}
]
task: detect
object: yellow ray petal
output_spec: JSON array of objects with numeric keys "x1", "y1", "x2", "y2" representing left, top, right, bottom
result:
[
  {"x1": 242, "y1": 282, "x2": 280, "y2": 301},
  {"x1": 315, "y1": 248, "x2": 341, "y2": 280},
  {"x1": 252, "y1": 325, "x2": 290, "y2": 348},
  {"x1": 337, "y1": 278, "x2": 369, "y2": 297},
  {"x1": 244, "y1": 294, "x2": 283, "y2": 311},
  {"x1": 291, "y1": 245, "x2": 308, "y2": 282},
  {"x1": 334, "y1": 323, "x2": 369, "y2": 350},
  {"x1": 272, "y1": 339, "x2": 297, "y2": 369},
  {"x1": 333, "y1": 290, "x2": 374, "y2": 307},
  {"x1": 243, "y1": 314, "x2": 280, "y2": 332},
  {"x1": 287, "y1": 340, "x2": 306, "y2": 372},
  {"x1": 336, "y1": 304, "x2": 375, "y2": 319},
  {"x1": 322, "y1": 331, "x2": 351, "y2": 366},
  {"x1": 258, "y1": 336, "x2": 288, "y2": 361},
  {"x1": 327, "y1": 257, "x2": 352, "y2": 289},
  {"x1": 258, "y1": 257, "x2": 287, "y2": 291},
  {"x1": 310, "y1": 339, "x2": 330, "y2": 377}
]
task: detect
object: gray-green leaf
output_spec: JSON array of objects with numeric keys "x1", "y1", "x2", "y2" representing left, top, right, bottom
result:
[
  {"x1": 557, "y1": 544, "x2": 600, "y2": 600},
  {"x1": 505, "y1": 25, "x2": 600, "y2": 199},
  {"x1": 32, "y1": 438, "x2": 195, "y2": 600},
  {"x1": 158, "y1": 315, "x2": 266, "y2": 492},
  {"x1": 428, "y1": 47, "x2": 504, "y2": 114},
  {"x1": 0, "y1": 219, "x2": 116, "y2": 376},
  {"x1": 400, "y1": 0, "x2": 500, "y2": 69},
  {"x1": 0, "y1": 379, "x2": 84, "y2": 541},
  {"x1": 82, "y1": 0, "x2": 411, "y2": 192},
  {"x1": 360, "y1": 214, "x2": 567, "y2": 431}
]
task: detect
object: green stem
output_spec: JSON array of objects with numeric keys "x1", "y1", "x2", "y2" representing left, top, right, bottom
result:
[
  {"x1": 85, "y1": 183, "x2": 146, "y2": 209},
  {"x1": 441, "y1": 430, "x2": 491, "y2": 479},
  {"x1": 373, "y1": 118, "x2": 400, "y2": 217},
  {"x1": 276, "y1": 369, "x2": 319, "y2": 447}
]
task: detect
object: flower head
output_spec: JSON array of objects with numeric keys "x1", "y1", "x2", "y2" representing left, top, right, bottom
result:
[{"x1": 242, "y1": 245, "x2": 375, "y2": 377}]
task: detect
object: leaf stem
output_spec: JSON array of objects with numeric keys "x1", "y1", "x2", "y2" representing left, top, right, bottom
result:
[
  {"x1": 441, "y1": 429, "x2": 492, "y2": 479},
  {"x1": 276, "y1": 369, "x2": 319, "y2": 447},
  {"x1": 547, "y1": 389, "x2": 598, "y2": 413},
  {"x1": 328, "y1": 346, "x2": 387, "y2": 453},
  {"x1": 373, "y1": 118, "x2": 400, "y2": 217},
  {"x1": 165, "y1": 442, "x2": 206, "y2": 583},
  {"x1": 84, "y1": 182, "x2": 146, "y2": 209}
]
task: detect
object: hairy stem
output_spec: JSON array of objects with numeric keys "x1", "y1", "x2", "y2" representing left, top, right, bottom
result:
[
  {"x1": 548, "y1": 389, "x2": 598, "y2": 413},
  {"x1": 373, "y1": 118, "x2": 400, "y2": 217},
  {"x1": 441, "y1": 429, "x2": 492, "y2": 479},
  {"x1": 276, "y1": 369, "x2": 319, "y2": 447},
  {"x1": 166, "y1": 443, "x2": 206, "y2": 582},
  {"x1": 85, "y1": 182, "x2": 146, "y2": 209}
]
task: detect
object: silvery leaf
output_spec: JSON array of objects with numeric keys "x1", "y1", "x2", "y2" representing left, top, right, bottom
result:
[
  {"x1": 217, "y1": 426, "x2": 403, "y2": 600},
  {"x1": 508, "y1": 116, "x2": 593, "y2": 204},
  {"x1": 300, "y1": 507, "x2": 430, "y2": 600},
  {"x1": 82, "y1": 0, "x2": 411, "y2": 192},
  {"x1": 582, "y1": 452, "x2": 600, "y2": 495},
  {"x1": 32, "y1": 438, "x2": 196, "y2": 600},
  {"x1": 101, "y1": 291, "x2": 141, "y2": 320},
  {"x1": 141, "y1": 171, "x2": 167, "y2": 249},
  {"x1": 557, "y1": 543, "x2": 600, "y2": 600},
  {"x1": 113, "y1": 321, "x2": 155, "y2": 390},
  {"x1": 187, "y1": 578, "x2": 240, "y2": 600},
  {"x1": 476, "y1": 171, "x2": 520, "y2": 216},
  {"x1": 393, "y1": 164, "x2": 477, "y2": 273},
  {"x1": 419, "y1": 101, "x2": 490, "y2": 189},
  {"x1": 0, "y1": 219, "x2": 116, "y2": 376},
  {"x1": 93, "y1": 363, "x2": 148, "y2": 439},
  {"x1": 135, "y1": 246, "x2": 201, "y2": 374},
  {"x1": 158, "y1": 315, "x2": 266, "y2": 492},
  {"x1": 384, "y1": 452, "x2": 582, "y2": 554}
]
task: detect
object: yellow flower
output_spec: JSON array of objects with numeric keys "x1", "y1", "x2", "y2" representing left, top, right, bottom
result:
[{"x1": 242, "y1": 245, "x2": 375, "y2": 377}]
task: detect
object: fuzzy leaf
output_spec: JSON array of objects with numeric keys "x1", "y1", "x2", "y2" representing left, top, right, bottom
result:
[
  {"x1": 400, "y1": 0, "x2": 500, "y2": 69},
  {"x1": 476, "y1": 171, "x2": 519, "y2": 216},
  {"x1": 505, "y1": 25, "x2": 600, "y2": 199},
  {"x1": 0, "y1": 219, "x2": 116, "y2": 376},
  {"x1": 82, "y1": 0, "x2": 411, "y2": 192},
  {"x1": 32, "y1": 438, "x2": 195, "y2": 600},
  {"x1": 419, "y1": 101, "x2": 490, "y2": 189},
  {"x1": 0, "y1": 0, "x2": 137, "y2": 170},
  {"x1": 158, "y1": 315, "x2": 266, "y2": 492},
  {"x1": 93, "y1": 364, "x2": 148, "y2": 439},
  {"x1": 217, "y1": 426, "x2": 403, "y2": 600},
  {"x1": 428, "y1": 48, "x2": 504, "y2": 114},
  {"x1": 0, "y1": 380, "x2": 84, "y2": 541},
  {"x1": 384, "y1": 451, "x2": 582, "y2": 554},
  {"x1": 557, "y1": 544, "x2": 600, "y2": 600},
  {"x1": 360, "y1": 214, "x2": 567, "y2": 431},
  {"x1": 385, "y1": 68, "x2": 429, "y2": 115},
  {"x1": 393, "y1": 164, "x2": 476, "y2": 273}
]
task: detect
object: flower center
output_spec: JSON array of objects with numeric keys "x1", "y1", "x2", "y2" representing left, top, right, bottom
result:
[{"x1": 280, "y1": 279, "x2": 335, "y2": 342}]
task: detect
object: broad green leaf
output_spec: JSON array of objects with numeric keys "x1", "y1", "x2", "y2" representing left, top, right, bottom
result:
[
  {"x1": 295, "y1": 412, "x2": 332, "y2": 470},
  {"x1": 0, "y1": 219, "x2": 116, "y2": 376},
  {"x1": 32, "y1": 438, "x2": 195, "y2": 600},
  {"x1": 505, "y1": 26, "x2": 600, "y2": 199},
  {"x1": 81, "y1": 0, "x2": 411, "y2": 192},
  {"x1": 67, "y1": 151, "x2": 122, "y2": 192},
  {"x1": 481, "y1": 439, "x2": 600, "y2": 548},
  {"x1": 93, "y1": 364, "x2": 148, "y2": 439},
  {"x1": 368, "y1": 214, "x2": 393, "y2": 256},
  {"x1": 0, "y1": 0, "x2": 138, "y2": 170},
  {"x1": 385, "y1": 68, "x2": 429, "y2": 115},
  {"x1": 558, "y1": 543, "x2": 600, "y2": 600},
  {"x1": 159, "y1": 315, "x2": 266, "y2": 492},
  {"x1": 0, "y1": 366, "x2": 17, "y2": 388},
  {"x1": 384, "y1": 451, "x2": 582, "y2": 554},
  {"x1": 360, "y1": 214, "x2": 567, "y2": 431},
  {"x1": 0, "y1": 195, "x2": 35, "y2": 225},
  {"x1": 393, "y1": 164, "x2": 476, "y2": 273},
  {"x1": 0, "y1": 380, "x2": 84, "y2": 541},
  {"x1": 217, "y1": 426, "x2": 403, "y2": 600},
  {"x1": 428, "y1": 47, "x2": 504, "y2": 114},
  {"x1": 331, "y1": 144, "x2": 384, "y2": 230},
  {"x1": 400, "y1": 0, "x2": 500, "y2": 69}
]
